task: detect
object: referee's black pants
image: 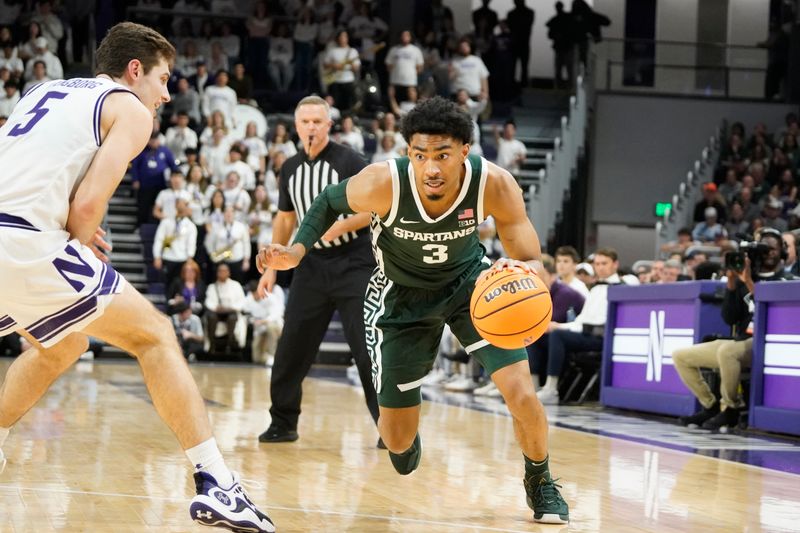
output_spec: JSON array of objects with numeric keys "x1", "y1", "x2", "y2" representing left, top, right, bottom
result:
[{"x1": 268, "y1": 237, "x2": 380, "y2": 432}]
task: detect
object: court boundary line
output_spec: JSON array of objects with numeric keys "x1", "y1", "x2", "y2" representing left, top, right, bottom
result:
[{"x1": 0, "y1": 483, "x2": 538, "y2": 532}]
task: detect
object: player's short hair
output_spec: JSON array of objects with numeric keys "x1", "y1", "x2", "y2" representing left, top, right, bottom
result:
[
  {"x1": 555, "y1": 245, "x2": 580, "y2": 263},
  {"x1": 95, "y1": 22, "x2": 175, "y2": 77},
  {"x1": 400, "y1": 96, "x2": 473, "y2": 145},
  {"x1": 295, "y1": 95, "x2": 330, "y2": 117}
]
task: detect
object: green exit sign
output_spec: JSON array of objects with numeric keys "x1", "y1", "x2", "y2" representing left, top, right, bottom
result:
[{"x1": 655, "y1": 202, "x2": 672, "y2": 217}]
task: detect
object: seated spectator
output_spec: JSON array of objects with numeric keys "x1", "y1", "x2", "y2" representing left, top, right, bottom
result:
[
  {"x1": 171, "y1": 301, "x2": 205, "y2": 361},
  {"x1": 554, "y1": 245, "x2": 590, "y2": 298},
  {"x1": 204, "y1": 263, "x2": 247, "y2": 356},
  {"x1": 0, "y1": 79, "x2": 19, "y2": 117},
  {"x1": 220, "y1": 170, "x2": 251, "y2": 220},
  {"x1": 207, "y1": 41, "x2": 229, "y2": 76},
  {"x1": 660, "y1": 227, "x2": 698, "y2": 256},
  {"x1": 575, "y1": 262, "x2": 596, "y2": 289},
  {"x1": 23, "y1": 36, "x2": 62, "y2": 80},
  {"x1": 371, "y1": 134, "x2": 402, "y2": 163},
  {"x1": 292, "y1": 8, "x2": 317, "y2": 92},
  {"x1": 749, "y1": 162, "x2": 769, "y2": 202},
  {"x1": 772, "y1": 169, "x2": 797, "y2": 213},
  {"x1": 205, "y1": 206, "x2": 251, "y2": 283},
  {"x1": 200, "y1": 126, "x2": 232, "y2": 183},
  {"x1": 267, "y1": 121, "x2": 298, "y2": 160},
  {"x1": 634, "y1": 263, "x2": 652, "y2": 284},
  {"x1": 736, "y1": 186, "x2": 761, "y2": 223},
  {"x1": 202, "y1": 69, "x2": 237, "y2": 128},
  {"x1": 164, "y1": 111, "x2": 199, "y2": 162},
  {"x1": 223, "y1": 144, "x2": 256, "y2": 192},
  {"x1": 228, "y1": 63, "x2": 254, "y2": 105},
  {"x1": 784, "y1": 231, "x2": 800, "y2": 276},
  {"x1": 375, "y1": 111, "x2": 406, "y2": 153},
  {"x1": 153, "y1": 199, "x2": 198, "y2": 288},
  {"x1": 389, "y1": 85, "x2": 418, "y2": 118},
  {"x1": 766, "y1": 146, "x2": 790, "y2": 185},
  {"x1": 22, "y1": 60, "x2": 50, "y2": 94},
  {"x1": 335, "y1": 115, "x2": 365, "y2": 154},
  {"x1": 248, "y1": 184, "x2": 273, "y2": 249},
  {"x1": 685, "y1": 250, "x2": 708, "y2": 279},
  {"x1": 674, "y1": 229, "x2": 794, "y2": 430},
  {"x1": 762, "y1": 196, "x2": 788, "y2": 232},
  {"x1": 170, "y1": 77, "x2": 202, "y2": 127},
  {"x1": 692, "y1": 207, "x2": 728, "y2": 243},
  {"x1": 167, "y1": 258, "x2": 207, "y2": 316},
  {"x1": 243, "y1": 282, "x2": 285, "y2": 365},
  {"x1": 219, "y1": 21, "x2": 241, "y2": 62},
  {"x1": 188, "y1": 60, "x2": 214, "y2": 98},
  {"x1": 718, "y1": 132, "x2": 747, "y2": 175},
  {"x1": 526, "y1": 254, "x2": 586, "y2": 390},
  {"x1": 725, "y1": 202, "x2": 751, "y2": 238},
  {"x1": 494, "y1": 120, "x2": 527, "y2": 176},
  {"x1": 0, "y1": 40, "x2": 23, "y2": 80},
  {"x1": 718, "y1": 169, "x2": 742, "y2": 206},
  {"x1": 693, "y1": 183, "x2": 727, "y2": 224},
  {"x1": 660, "y1": 259, "x2": 683, "y2": 283},
  {"x1": 176, "y1": 39, "x2": 204, "y2": 78},
  {"x1": 204, "y1": 189, "x2": 226, "y2": 232},
  {"x1": 536, "y1": 248, "x2": 620, "y2": 404},
  {"x1": 649, "y1": 259, "x2": 664, "y2": 283},
  {"x1": 241, "y1": 121, "x2": 268, "y2": 174},
  {"x1": 324, "y1": 95, "x2": 342, "y2": 122},
  {"x1": 153, "y1": 170, "x2": 191, "y2": 221}
]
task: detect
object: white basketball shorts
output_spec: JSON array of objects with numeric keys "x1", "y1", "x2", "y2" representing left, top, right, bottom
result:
[{"x1": 0, "y1": 213, "x2": 125, "y2": 348}]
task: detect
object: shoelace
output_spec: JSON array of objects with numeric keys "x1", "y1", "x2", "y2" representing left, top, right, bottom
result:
[{"x1": 534, "y1": 478, "x2": 564, "y2": 504}]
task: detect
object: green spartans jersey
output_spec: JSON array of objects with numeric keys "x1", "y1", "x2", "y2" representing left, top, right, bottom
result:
[{"x1": 370, "y1": 154, "x2": 488, "y2": 289}]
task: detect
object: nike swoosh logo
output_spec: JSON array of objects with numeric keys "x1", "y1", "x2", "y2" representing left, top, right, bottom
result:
[{"x1": 399, "y1": 217, "x2": 420, "y2": 224}]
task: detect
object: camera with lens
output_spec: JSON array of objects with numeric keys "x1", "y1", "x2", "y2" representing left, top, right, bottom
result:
[{"x1": 724, "y1": 240, "x2": 771, "y2": 273}]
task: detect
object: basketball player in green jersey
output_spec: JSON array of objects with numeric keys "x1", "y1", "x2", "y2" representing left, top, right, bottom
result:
[{"x1": 256, "y1": 97, "x2": 569, "y2": 524}]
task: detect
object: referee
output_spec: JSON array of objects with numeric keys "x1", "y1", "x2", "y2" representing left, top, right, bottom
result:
[{"x1": 257, "y1": 95, "x2": 380, "y2": 444}]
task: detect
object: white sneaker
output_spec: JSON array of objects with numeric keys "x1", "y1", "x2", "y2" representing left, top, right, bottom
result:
[
  {"x1": 346, "y1": 364, "x2": 361, "y2": 386},
  {"x1": 190, "y1": 471, "x2": 275, "y2": 532},
  {"x1": 537, "y1": 388, "x2": 560, "y2": 405},
  {"x1": 485, "y1": 385, "x2": 504, "y2": 398},
  {"x1": 473, "y1": 381, "x2": 498, "y2": 396},
  {"x1": 444, "y1": 376, "x2": 479, "y2": 392},
  {"x1": 421, "y1": 368, "x2": 448, "y2": 386}
]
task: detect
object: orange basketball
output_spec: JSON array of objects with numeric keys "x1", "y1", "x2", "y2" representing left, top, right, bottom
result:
[{"x1": 470, "y1": 268, "x2": 552, "y2": 349}]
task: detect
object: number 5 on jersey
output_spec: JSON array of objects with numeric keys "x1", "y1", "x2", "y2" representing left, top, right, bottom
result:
[
  {"x1": 422, "y1": 244, "x2": 448, "y2": 264},
  {"x1": 7, "y1": 91, "x2": 68, "y2": 137}
]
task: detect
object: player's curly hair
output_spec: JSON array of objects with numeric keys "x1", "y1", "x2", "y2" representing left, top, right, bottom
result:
[{"x1": 400, "y1": 96, "x2": 473, "y2": 146}]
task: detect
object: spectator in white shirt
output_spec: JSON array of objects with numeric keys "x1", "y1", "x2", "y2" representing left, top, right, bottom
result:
[
  {"x1": 153, "y1": 199, "x2": 198, "y2": 287},
  {"x1": 223, "y1": 144, "x2": 256, "y2": 192},
  {"x1": 22, "y1": 59, "x2": 50, "y2": 94},
  {"x1": 266, "y1": 121, "x2": 297, "y2": 160},
  {"x1": 23, "y1": 37, "x2": 62, "y2": 80},
  {"x1": 206, "y1": 41, "x2": 229, "y2": 75},
  {"x1": 323, "y1": 31, "x2": 360, "y2": 111},
  {"x1": 185, "y1": 163, "x2": 210, "y2": 226},
  {"x1": 293, "y1": 7, "x2": 318, "y2": 92},
  {"x1": 170, "y1": 77, "x2": 202, "y2": 126},
  {"x1": 376, "y1": 111, "x2": 406, "y2": 153},
  {"x1": 220, "y1": 170, "x2": 252, "y2": 220},
  {"x1": 537, "y1": 248, "x2": 621, "y2": 405},
  {"x1": 371, "y1": 134, "x2": 402, "y2": 163},
  {"x1": 153, "y1": 170, "x2": 192, "y2": 221},
  {"x1": 205, "y1": 206, "x2": 251, "y2": 282},
  {"x1": 268, "y1": 22, "x2": 294, "y2": 92},
  {"x1": 494, "y1": 120, "x2": 527, "y2": 176},
  {"x1": 164, "y1": 111, "x2": 199, "y2": 162},
  {"x1": 30, "y1": 1, "x2": 63, "y2": 55},
  {"x1": 335, "y1": 115, "x2": 365, "y2": 154},
  {"x1": 554, "y1": 245, "x2": 590, "y2": 298},
  {"x1": 386, "y1": 30, "x2": 424, "y2": 103},
  {"x1": 219, "y1": 21, "x2": 241, "y2": 61},
  {"x1": 241, "y1": 121, "x2": 268, "y2": 174},
  {"x1": 204, "y1": 263, "x2": 247, "y2": 355},
  {"x1": 171, "y1": 301, "x2": 205, "y2": 361},
  {"x1": 202, "y1": 70, "x2": 237, "y2": 127},
  {"x1": 0, "y1": 79, "x2": 19, "y2": 117},
  {"x1": 176, "y1": 39, "x2": 204, "y2": 78},
  {"x1": 200, "y1": 126, "x2": 232, "y2": 183},
  {"x1": 199, "y1": 109, "x2": 228, "y2": 147},
  {"x1": 243, "y1": 283, "x2": 285, "y2": 365},
  {"x1": 455, "y1": 89, "x2": 487, "y2": 156},
  {"x1": 449, "y1": 38, "x2": 489, "y2": 100},
  {"x1": 0, "y1": 42, "x2": 23, "y2": 80}
]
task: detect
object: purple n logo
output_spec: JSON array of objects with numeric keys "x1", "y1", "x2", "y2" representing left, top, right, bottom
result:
[{"x1": 52, "y1": 244, "x2": 94, "y2": 292}]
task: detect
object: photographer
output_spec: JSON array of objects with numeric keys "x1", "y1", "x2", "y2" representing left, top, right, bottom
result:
[{"x1": 674, "y1": 228, "x2": 794, "y2": 431}]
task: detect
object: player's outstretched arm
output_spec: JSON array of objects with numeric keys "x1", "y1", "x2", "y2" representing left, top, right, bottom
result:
[
  {"x1": 67, "y1": 93, "x2": 152, "y2": 244},
  {"x1": 484, "y1": 161, "x2": 543, "y2": 274}
]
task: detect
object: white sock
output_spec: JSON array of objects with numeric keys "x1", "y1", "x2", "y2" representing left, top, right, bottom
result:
[
  {"x1": 544, "y1": 376, "x2": 559, "y2": 391},
  {"x1": 0, "y1": 427, "x2": 9, "y2": 448},
  {"x1": 185, "y1": 437, "x2": 234, "y2": 488},
  {"x1": 531, "y1": 374, "x2": 540, "y2": 391}
]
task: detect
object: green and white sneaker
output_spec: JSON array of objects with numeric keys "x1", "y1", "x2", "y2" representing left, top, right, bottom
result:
[
  {"x1": 524, "y1": 475, "x2": 569, "y2": 524},
  {"x1": 388, "y1": 433, "x2": 422, "y2": 475}
]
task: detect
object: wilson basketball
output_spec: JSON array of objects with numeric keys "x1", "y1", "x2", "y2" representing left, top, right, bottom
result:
[{"x1": 470, "y1": 269, "x2": 552, "y2": 349}]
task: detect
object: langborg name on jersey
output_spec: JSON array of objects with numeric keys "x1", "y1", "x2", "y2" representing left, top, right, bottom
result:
[
  {"x1": 53, "y1": 79, "x2": 101, "y2": 89},
  {"x1": 392, "y1": 225, "x2": 477, "y2": 242}
]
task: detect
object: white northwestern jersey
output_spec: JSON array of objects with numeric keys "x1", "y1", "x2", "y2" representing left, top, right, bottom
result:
[{"x1": 0, "y1": 78, "x2": 133, "y2": 232}]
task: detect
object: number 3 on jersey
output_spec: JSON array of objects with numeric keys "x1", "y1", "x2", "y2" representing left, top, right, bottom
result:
[
  {"x1": 422, "y1": 244, "x2": 449, "y2": 264},
  {"x1": 7, "y1": 90, "x2": 68, "y2": 137}
]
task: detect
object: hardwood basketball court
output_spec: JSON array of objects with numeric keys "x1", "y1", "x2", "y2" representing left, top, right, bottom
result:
[{"x1": 0, "y1": 359, "x2": 798, "y2": 532}]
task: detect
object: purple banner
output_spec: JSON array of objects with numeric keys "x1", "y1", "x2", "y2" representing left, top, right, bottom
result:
[
  {"x1": 766, "y1": 303, "x2": 800, "y2": 335},
  {"x1": 764, "y1": 375, "x2": 800, "y2": 410},
  {"x1": 611, "y1": 363, "x2": 689, "y2": 393},
  {"x1": 615, "y1": 302, "x2": 695, "y2": 329}
]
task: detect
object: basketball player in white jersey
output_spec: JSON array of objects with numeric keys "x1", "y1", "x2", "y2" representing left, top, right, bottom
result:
[{"x1": 0, "y1": 22, "x2": 274, "y2": 533}]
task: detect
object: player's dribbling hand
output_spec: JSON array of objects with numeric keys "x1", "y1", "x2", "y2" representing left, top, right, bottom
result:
[
  {"x1": 256, "y1": 243, "x2": 304, "y2": 273},
  {"x1": 89, "y1": 227, "x2": 112, "y2": 263}
]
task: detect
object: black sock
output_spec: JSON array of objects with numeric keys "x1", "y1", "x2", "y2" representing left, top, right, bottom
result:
[{"x1": 524, "y1": 454, "x2": 551, "y2": 483}]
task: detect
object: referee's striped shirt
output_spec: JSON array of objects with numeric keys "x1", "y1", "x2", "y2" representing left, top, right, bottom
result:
[{"x1": 278, "y1": 140, "x2": 368, "y2": 250}]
